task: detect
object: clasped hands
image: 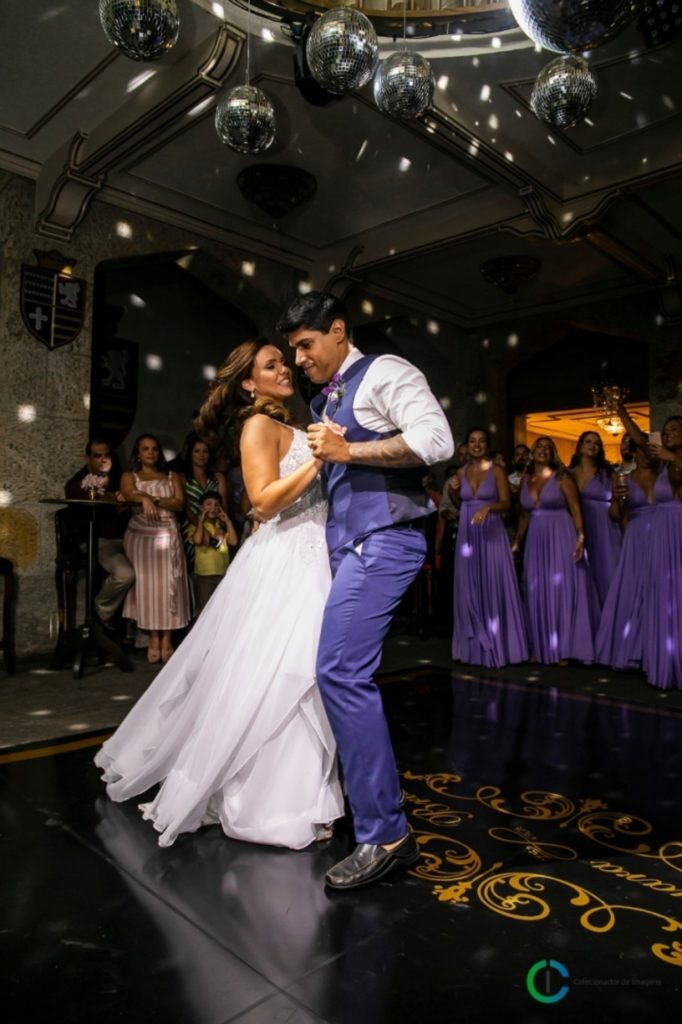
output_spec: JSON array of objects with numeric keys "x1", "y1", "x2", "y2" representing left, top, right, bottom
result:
[{"x1": 307, "y1": 417, "x2": 350, "y2": 463}]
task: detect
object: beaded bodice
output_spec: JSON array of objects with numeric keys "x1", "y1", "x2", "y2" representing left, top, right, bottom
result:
[{"x1": 273, "y1": 428, "x2": 327, "y2": 529}]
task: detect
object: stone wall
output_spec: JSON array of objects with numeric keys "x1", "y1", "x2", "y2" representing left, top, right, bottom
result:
[{"x1": 0, "y1": 171, "x2": 300, "y2": 656}]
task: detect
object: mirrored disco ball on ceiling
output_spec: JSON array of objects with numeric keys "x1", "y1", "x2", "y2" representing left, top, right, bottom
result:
[
  {"x1": 306, "y1": 8, "x2": 379, "y2": 96},
  {"x1": 99, "y1": 0, "x2": 180, "y2": 61},
  {"x1": 374, "y1": 51, "x2": 434, "y2": 120},
  {"x1": 215, "y1": 86, "x2": 276, "y2": 156},
  {"x1": 509, "y1": 0, "x2": 640, "y2": 53},
  {"x1": 531, "y1": 55, "x2": 597, "y2": 128}
]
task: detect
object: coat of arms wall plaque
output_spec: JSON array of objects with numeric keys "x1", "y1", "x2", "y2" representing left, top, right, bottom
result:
[{"x1": 20, "y1": 250, "x2": 86, "y2": 350}]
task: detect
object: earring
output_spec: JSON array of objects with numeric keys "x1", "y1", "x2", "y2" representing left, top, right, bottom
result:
[{"x1": 249, "y1": 388, "x2": 256, "y2": 400}]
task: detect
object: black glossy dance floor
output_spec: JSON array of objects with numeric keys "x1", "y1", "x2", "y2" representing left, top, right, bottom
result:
[{"x1": 2, "y1": 667, "x2": 682, "y2": 1023}]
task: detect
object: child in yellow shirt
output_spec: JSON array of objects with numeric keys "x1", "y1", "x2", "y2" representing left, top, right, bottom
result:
[{"x1": 190, "y1": 494, "x2": 238, "y2": 613}]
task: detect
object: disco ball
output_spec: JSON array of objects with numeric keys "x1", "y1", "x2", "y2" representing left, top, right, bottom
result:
[
  {"x1": 99, "y1": 0, "x2": 179, "y2": 61},
  {"x1": 374, "y1": 51, "x2": 434, "y2": 120},
  {"x1": 306, "y1": 9, "x2": 379, "y2": 96},
  {"x1": 509, "y1": 0, "x2": 640, "y2": 53},
  {"x1": 215, "y1": 86, "x2": 276, "y2": 156},
  {"x1": 531, "y1": 55, "x2": 597, "y2": 128}
]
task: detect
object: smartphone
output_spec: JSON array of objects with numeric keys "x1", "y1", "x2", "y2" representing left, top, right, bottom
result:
[{"x1": 649, "y1": 431, "x2": 662, "y2": 447}]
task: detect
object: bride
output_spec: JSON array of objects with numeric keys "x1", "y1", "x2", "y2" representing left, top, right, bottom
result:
[{"x1": 95, "y1": 340, "x2": 344, "y2": 849}]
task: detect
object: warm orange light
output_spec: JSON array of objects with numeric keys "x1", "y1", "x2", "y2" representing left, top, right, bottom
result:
[{"x1": 516, "y1": 404, "x2": 649, "y2": 464}]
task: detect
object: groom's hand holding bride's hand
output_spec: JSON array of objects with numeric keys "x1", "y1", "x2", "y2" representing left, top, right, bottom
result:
[{"x1": 307, "y1": 418, "x2": 349, "y2": 463}]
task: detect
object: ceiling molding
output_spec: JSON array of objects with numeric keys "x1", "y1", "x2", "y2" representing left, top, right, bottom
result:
[{"x1": 34, "y1": 23, "x2": 243, "y2": 241}]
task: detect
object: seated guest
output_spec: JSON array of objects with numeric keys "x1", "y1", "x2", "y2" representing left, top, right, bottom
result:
[
  {"x1": 64, "y1": 438, "x2": 134, "y2": 635},
  {"x1": 120, "y1": 434, "x2": 190, "y2": 664},
  {"x1": 189, "y1": 493, "x2": 238, "y2": 613}
]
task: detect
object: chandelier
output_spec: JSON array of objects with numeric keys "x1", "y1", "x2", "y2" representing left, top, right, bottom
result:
[{"x1": 592, "y1": 382, "x2": 629, "y2": 435}]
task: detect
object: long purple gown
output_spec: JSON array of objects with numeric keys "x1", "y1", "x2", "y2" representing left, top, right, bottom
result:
[
  {"x1": 520, "y1": 473, "x2": 598, "y2": 664},
  {"x1": 579, "y1": 470, "x2": 623, "y2": 608},
  {"x1": 643, "y1": 465, "x2": 682, "y2": 689},
  {"x1": 595, "y1": 477, "x2": 656, "y2": 669},
  {"x1": 452, "y1": 466, "x2": 528, "y2": 667}
]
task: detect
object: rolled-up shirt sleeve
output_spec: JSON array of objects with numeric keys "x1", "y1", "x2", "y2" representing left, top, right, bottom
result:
[{"x1": 356, "y1": 355, "x2": 454, "y2": 465}]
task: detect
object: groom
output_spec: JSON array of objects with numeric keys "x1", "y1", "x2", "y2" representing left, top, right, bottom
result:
[{"x1": 278, "y1": 293, "x2": 454, "y2": 889}]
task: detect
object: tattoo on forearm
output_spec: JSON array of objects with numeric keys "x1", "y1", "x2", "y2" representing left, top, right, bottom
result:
[{"x1": 348, "y1": 435, "x2": 423, "y2": 468}]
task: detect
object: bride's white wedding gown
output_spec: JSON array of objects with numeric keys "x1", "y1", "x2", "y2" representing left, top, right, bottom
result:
[{"x1": 95, "y1": 428, "x2": 344, "y2": 849}]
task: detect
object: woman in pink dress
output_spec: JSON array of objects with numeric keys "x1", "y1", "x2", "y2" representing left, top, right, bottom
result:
[{"x1": 120, "y1": 434, "x2": 190, "y2": 663}]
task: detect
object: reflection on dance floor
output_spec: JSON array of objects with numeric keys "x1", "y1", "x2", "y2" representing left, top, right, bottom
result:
[{"x1": 2, "y1": 668, "x2": 681, "y2": 1022}]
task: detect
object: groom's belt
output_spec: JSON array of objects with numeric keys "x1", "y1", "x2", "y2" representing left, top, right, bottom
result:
[{"x1": 394, "y1": 516, "x2": 428, "y2": 532}]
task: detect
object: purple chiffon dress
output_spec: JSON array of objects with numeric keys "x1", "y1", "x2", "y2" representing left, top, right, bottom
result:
[
  {"x1": 643, "y1": 465, "x2": 682, "y2": 689},
  {"x1": 520, "y1": 473, "x2": 598, "y2": 664},
  {"x1": 595, "y1": 477, "x2": 656, "y2": 669},
  {"x1": 579, "y1": 470, "x2": 623, "y2": 608},
  {"x1": 452, "y1": 467, "x2": 528, "y2": 667}
]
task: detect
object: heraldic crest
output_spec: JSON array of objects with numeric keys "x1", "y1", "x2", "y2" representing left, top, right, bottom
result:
[{"x1": 21, "y1": 249, "x2": 86, "y2": 350}]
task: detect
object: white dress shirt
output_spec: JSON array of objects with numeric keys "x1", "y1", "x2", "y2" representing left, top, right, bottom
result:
[{"x1": 336, "y1": 348, "x2": 454, "y2": 466}]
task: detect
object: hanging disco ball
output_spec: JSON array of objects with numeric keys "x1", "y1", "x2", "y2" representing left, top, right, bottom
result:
[
  {"x1": 531, "y1": 55, "x2": 597, "y2": 128},
  {"x1": 215, "y1": 86, "x2": 276, "y2": 156},
  {"x1": 373, "y1": 51, "x2": 434, "y2": 120},
  {"x1": 99, "y1": 0, "x2": 179, "y2": 61},
  {"x1": 306, "y1": 8, "x2": 379, "y2": 96},
  {"x1": 509, "y1": 0, "x2": 640, "y2": 53}
]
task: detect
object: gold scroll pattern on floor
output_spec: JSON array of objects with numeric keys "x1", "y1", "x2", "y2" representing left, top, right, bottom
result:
[{"x1": 402, "y1": 770, "x2": 682, "y2": 970}]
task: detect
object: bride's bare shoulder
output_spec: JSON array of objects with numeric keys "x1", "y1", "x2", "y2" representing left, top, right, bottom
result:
[{"x1": 241, "y1": 414, "x2": 280, "y2": 443}]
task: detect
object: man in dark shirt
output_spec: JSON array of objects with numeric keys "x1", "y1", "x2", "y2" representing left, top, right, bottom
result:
[{"x1": 64, "y1": 438, "x2": 134, "y2": 630}]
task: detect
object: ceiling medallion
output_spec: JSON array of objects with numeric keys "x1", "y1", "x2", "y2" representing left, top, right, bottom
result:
[
  {"x1": 480, "y1": 255, "x2": 541, "y2": 294},
  {"x1": 255, "y1": 0, "x2": 516, "y2": 40},
  {"x1": 236, "y1": 165, "x2": 318, "y2": 219}
]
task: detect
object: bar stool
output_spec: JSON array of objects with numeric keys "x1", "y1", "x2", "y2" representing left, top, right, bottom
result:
[{"x1": 0, "y1": 556, "x2": 17, "y2": 675}]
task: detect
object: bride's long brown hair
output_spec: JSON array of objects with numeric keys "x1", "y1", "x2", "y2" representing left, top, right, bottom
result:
[{"x1": 194, "y1": 339, "x2": 290, "y2": 460}]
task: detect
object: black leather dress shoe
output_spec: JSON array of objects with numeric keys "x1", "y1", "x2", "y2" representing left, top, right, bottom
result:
[{"x1": 325, "y1": 833, "x2": 420, "y2": 890}]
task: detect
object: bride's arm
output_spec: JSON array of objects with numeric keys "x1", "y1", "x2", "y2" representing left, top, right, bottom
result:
[{"x1": 240, "y1": 415, "x2": 323, "y2": 521}]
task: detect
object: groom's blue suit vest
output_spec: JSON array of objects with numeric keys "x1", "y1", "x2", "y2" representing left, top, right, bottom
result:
[{"x1": 311, "y1": 354, "x2": 431, "y2": 554}]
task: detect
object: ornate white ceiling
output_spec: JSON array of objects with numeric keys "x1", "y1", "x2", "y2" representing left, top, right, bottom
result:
[{"x1": 1, "y1": 0, "x2": 681, "y2": 325}]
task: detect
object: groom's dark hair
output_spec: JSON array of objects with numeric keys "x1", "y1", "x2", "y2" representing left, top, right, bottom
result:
[{"x1": 276, "y1": 291, "x2": 351, "y2": 337}]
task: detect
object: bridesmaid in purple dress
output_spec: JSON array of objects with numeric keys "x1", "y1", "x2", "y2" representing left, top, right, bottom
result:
[
  {"x1": 450, "y1": 428, "x2": 528, "y2": 667},
  {"x1": 595, "y1": 443, "x2": 658, "y2": 669},
  {"x1": 512, "y1": 436, "x2": 598, "y2": 665},
  {"x1": 569, "y1": 431, "x2": 622, "y2": 608},
  {"x1": 615, "y1": 408, "x2": 682, "y2": 688},
  {"x1": 643, "y1": 417, "x2": 682, "y2": 688}
]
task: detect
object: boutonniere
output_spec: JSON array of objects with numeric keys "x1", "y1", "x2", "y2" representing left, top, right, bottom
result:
[{"x1": 321, "y1": 372, "x2": 345, "y2": 406}]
